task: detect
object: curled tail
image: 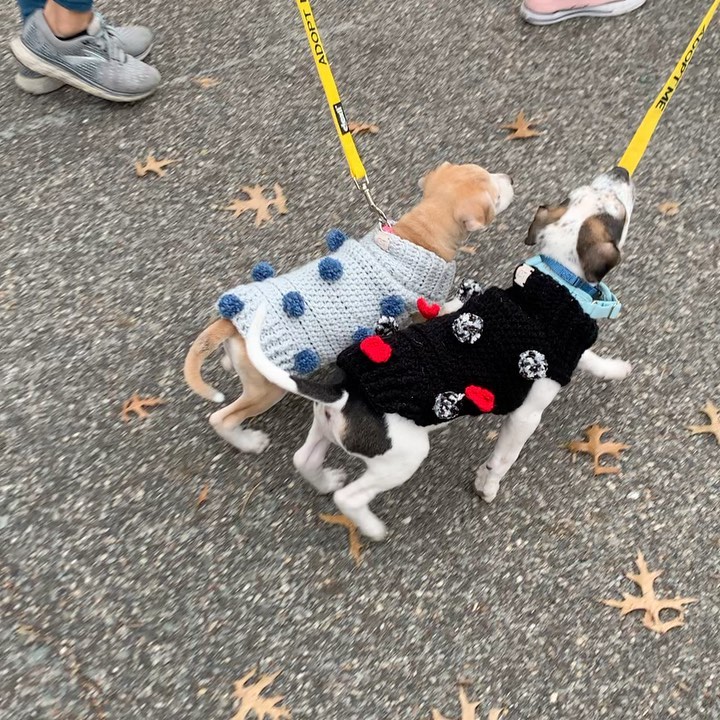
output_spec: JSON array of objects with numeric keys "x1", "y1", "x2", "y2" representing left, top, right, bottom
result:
[
  {"x1": 246, "y1": 304, "x2": 348, "y2": 408},
  {"x1": 183, "y1": 318, "x2": 236, "y2": 403}
]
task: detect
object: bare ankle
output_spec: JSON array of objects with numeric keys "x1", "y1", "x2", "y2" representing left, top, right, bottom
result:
[{"x1": 43, "y1": 0, "x2": 93, "y2": 38}]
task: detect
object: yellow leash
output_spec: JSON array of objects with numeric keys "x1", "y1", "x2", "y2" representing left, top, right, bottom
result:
[
  {"x1": 618, "y1": 0, "x2": 720, "y2": 175},
  {"x1": 295, "y1": 0, "x2": 388, "y2": 223}
]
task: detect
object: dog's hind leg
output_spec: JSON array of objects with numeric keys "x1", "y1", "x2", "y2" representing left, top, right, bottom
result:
[
  {"x1": 293, "y1": 405, "x2": 346, "y2": 494},
  {"x1": 209, "y1": 334, "x2": 285, "y2": 453},
  {"x1": 475, "y1": 378, "x2": 561, "y2": 503},
  {"x1": 333, "y1": 415, "x2": 430, "y2": 541}
]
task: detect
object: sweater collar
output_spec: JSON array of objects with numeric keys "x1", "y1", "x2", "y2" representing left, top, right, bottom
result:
[{"x1": 520, "y1": 255, "x2": 622, "y2": 320}]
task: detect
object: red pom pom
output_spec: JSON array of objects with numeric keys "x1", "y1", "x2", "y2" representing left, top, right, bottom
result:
[
  {"x1": 465, "y1": 385, "x2": 495, "y2": 413},
  {"x1": 360, "y1": 335, "x2": 393, "y2": 363},
  {"x1": 417, "y1": 297, "x2": 440, "y2": 319}
]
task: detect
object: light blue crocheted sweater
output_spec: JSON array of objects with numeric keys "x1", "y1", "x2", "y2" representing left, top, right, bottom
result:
[{"x1": 217, "y1": 228, "x2": 456, "y2": 374}]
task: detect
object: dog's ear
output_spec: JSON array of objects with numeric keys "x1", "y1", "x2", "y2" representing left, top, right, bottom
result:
[
  {"x1": 525, "y1": 203, "x2": 568, "y2": 245},
  {"x1": 577, "y1": 212, "x2": 623, "y2": 282},
  {"x1": 455, "y1": 192, "x2": 496, "y2": 232},
  {"x1": 419, "y1": 162, "x2": 451, "y2": 191}
]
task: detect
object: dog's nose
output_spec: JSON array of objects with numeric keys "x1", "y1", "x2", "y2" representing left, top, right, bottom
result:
[{"x1": 609, "y1": 166, "x2": 630, "y2": 182}]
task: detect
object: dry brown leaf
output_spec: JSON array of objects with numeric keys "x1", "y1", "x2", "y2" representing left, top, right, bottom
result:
[
  {"x1": 501, "y1": 111, "x2": 541, "y2": 140},
  {"x1": 348, "y1": 121, "x2": 380, "y2": 135},
  {"x1": 319, "y1": 513, "x2": 363, "y2": 566},
  {"x1": 232, "y1": 669, "x2": 290, "y2": 720},
  {"x1": 658, "y1": 200, "x2": 681, "y2": 216},
  {"x1": 197, "y1": 484, "x2": 209, "y2": 508},
  {"x1": 567, "y1": 424, "x2": 629, "y2": 475},
  {"x1": 135, "y1": 154, "x2": 177, "y2": 178},
  {"x1": 432, "y1": 688, "x2": 505, "y2": 720},
  {"x1": 602, "y1": 551, "x2": 696, "y2": 634},
  {"x1": 120, "y1": 393, "x2": 165, "y2": 422},
  {"x1": 687, "y1": 401, "x2": 720, "y2": 444},
  {"x1": 193, "y1": 76, "x2": 220, "y2": 88},
  {"x1": 224, "y1": 184, "x2": 287, "y2": 227},
  {"x1": 459, "y1": 245, "x2": 477, "y2": 255}
]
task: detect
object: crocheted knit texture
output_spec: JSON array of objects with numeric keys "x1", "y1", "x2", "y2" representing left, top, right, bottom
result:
[
  {"x1": 335, "y1": 265, "x2": 599, "y2": 425},
  {"x1": 218, "y1": 229, "x2": 456, "y2": 373}
]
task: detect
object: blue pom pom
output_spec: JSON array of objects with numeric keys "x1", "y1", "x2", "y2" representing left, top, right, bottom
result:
[
  {"x1": 353, "y1": 326, "x2": 373, "y2": 343},
  {"x1": 293, "y1": 348, "x2": 320, "y2": 375},
  {"x1": 325, "y1": 228, "x2": 347, "y2": 251},
  {"x1": 217, "y1": 293, "x2": 245, "y2": 318},
  {"x1": 380, "y1": 294, "x2": 406, "y2": 317},
  {"x1": 282, "y1": 291, "x2": 305, "y2": 318},
  {"x1": 318, "y1": 257, "x2": 343, "y2": 282},
  {"x1": 251, "y1": 261, "x2": 276, "y2": 282}
]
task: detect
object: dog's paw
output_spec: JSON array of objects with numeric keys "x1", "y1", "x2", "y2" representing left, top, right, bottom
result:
[
  {"x1": 358, "y1": 515, "x2": 388, "y2": 542},
  {"x1": 310, "y1": 468, "x2": 347, "y2": 494},
  {"x1": 221, "y1": 428, "x2": 270, "y2": 454},
  {"x1": 474, "y1": 466, "x2": 499, "y2": 503},
  {"x1": 602, "y1": 359, "x2": 632, "y2": 381}
]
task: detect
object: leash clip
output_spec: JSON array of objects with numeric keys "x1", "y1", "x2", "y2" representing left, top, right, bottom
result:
[{"x1": 354, "y1": 176, "x2": 389, "y2": 226}]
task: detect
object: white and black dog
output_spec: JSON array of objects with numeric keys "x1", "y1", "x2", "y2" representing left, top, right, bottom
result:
[{"x1": 246, "y1": 168, "x2": 635, "y2": 541}]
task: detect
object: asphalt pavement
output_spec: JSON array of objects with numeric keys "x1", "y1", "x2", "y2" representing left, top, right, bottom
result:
[{"x1": 1, "y1": 0, "x2": 719, "y2": 718}]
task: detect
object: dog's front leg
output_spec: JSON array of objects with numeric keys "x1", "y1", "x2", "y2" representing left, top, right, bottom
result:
[
  {"x1": 439, "y1": 298, "x2": 463, "y2": 315},
  {"x1": 578, "y1": 350, "x2": 632, "y2": 381},
  {"x1": 293, "y1": 405, "x2": 346, "y2": 494},
  {"x1": 475, "y1": 379, "x2": 561, "y2": 503}
]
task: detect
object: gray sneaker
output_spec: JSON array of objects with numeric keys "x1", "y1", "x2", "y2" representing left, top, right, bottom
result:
[
  {"x1": 14, "y1": 22, "x2": 153, "y2": 95},
  {"x1": 10, "y1": 10, "x2": 160, "y2": 102}
]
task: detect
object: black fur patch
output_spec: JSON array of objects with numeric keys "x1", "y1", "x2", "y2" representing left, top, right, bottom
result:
[
  {"x1": 292, "y1": 376, "x2": 344, "y2": 404},
  {"x1": 341, "y1": 395, "x2": 392, "y2": 458}
]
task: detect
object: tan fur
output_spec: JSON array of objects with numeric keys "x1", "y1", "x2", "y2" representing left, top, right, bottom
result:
[
  {"x1": 183, "y1": 162, "x2": 506, "y2": 451},
  {"x1": 577, "y1": 214, "x2": 622, "y2": 282},
  {"x1": 525, "y1": 204, "x2": 568, "y2": 246}
]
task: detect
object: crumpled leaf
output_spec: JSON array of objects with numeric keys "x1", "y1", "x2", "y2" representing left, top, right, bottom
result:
[
  {"x1": 602, "y1": 552, "x2": 696, "y2": 634},
  {"x1": 567, "y1": 424, "x2": 629, "y2": 475},
  {"x1": 193, "y1": 76, "x2": 221, "y2": 88},
  {"x1": 500, "y1": 111, "x2": 541, "y2": 140},
  {"x1": 135, "y1": 153, "x2": 177, "y2": 178},
  {"x1": 319, "y1": 513, "x2": 363, "y2": 566},
  {"x1": 687, "y1": 401, "x2": 720, "y2": 444},
  {"x1": 657, "y1": 200, "x2": 681, "y2": 216},
  {"x1": 348, "y1": 121, "x2": 379, "y2": 135},
  {"x1": 121, "y1": 393, "x2": 165, "y2": 422},
  {"x1": 232, "y1": 669, "x2": 290, "y2": 720},
  {"x1": 224, "y1": 184, "x2": 287, "y2": 227},
  {"x1": 432, "y1": 688, "x2": 505, "y2": 720}
]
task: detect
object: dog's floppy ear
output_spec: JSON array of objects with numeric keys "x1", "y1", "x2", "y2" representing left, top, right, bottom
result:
[
  {"x1": 577, "y1": 212, "x2": 623, "y2": 282},
  {"x1": 455, "y1": 192, "x2": 496, "y2": 232},
  {"x1": 525, "y1": 203, "x2": 568, "y2": 245}
]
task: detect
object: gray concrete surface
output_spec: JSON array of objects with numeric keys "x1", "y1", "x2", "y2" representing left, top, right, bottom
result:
[{"x1": 1, "y1": 0, "x2": 719, "y2": 718}]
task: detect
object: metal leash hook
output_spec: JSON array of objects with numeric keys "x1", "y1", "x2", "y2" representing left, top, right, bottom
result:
[{"x1": 354, "y1": 176, "x2": 389, "y2": 226}]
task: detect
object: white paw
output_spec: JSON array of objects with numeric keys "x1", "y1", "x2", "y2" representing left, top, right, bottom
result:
[
  {"x1": 236, "y1": 429, "x2": 271, "y2": 454},
  {"x1": 359, "y1": 515, "x2": 388, "y2": 542},
  {"x1": 311, "y1": 468, "x2": 347, "y2": 494},
  {"x1": 474, "y1": 466, "x2": 499, "y2": 503},
  {"x1": 602, "y1": 359, "x2": 632, "y2": 381}
]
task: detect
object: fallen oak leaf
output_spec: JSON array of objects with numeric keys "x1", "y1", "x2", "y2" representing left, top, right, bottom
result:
[
  {"x1": 121, "y1": 393, "x2": 165, "y2": 422},
  {"x1": 319, "y1": 513, "x2": 363, "y2": 566},
  {"x1": 135, "y1": 153, "x2": 177, "y2": 178},
  {"x1": 501, "y1": 111, "x2": 541, "y2": 140},
  {"x1": 567, "y1": 424, "x2": 629, "y2": 475},
  {"x1": 432, "y1": 687, "x2": 504, "y2": 720},
  {"x1": 348, "y1": 121, "x2": 380, "y2": 135},
  {"x1": 224, "y1": 183, "x2": 287, "y2": 227},
  {"x1": 602, "y1": 551, "x2": 696, "y2": 634},
  {"x1": 232, "y1": 669, "x2": 290, "y2": 720},
  {"x1": 193, "y1": 76, "x2": 221, "y2": 88},
  {"x1": 687, "y1": 401, "x2": 720, "y2": 444},
  {"x1": 459, "y1": 245, "x2": 477, "y2": 255},
  {"x1": 658, "y1": 200, "x2": 681, "y2": 216}
]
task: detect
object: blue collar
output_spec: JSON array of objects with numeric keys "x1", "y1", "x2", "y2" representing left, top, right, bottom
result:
[{"x1": 522, "y1": 255, "x2": 622, "y2": 320}]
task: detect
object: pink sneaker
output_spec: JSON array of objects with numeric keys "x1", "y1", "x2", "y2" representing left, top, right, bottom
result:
[{"x1": 521, "y1": 0, "x2": 646, "y2": 24}]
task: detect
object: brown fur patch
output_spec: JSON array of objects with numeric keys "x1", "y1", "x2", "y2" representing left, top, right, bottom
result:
[
  {"x1": 525, "y1": 204, "x2": 568, "y2": 245},
  {"x1": 577, "y1": 213, "x2": 623, "y2": 282}
]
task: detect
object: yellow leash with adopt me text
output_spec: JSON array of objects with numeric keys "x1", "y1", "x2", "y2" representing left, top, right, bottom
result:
[
  {"x1": 618, "y1": 0, "x2": 720, "y2": 175},
  {"x1": 295, "y1": 0, "x2": 388, "y2": 224}
]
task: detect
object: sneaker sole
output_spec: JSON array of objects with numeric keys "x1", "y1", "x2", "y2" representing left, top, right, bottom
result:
[
  {"x1": 13, "y1": 45, "x2": 152, "y2": 95},
  {"x1": 520, "y1": 0, "x2": 646, "y2": 25},
  {"x1": 10, "y1": 36, "x2": 157, "y2": 102}
]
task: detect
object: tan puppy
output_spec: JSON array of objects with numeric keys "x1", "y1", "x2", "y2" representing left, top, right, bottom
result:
[{"x1": 184, "y1": 162, "x2": 514, "y2": 453}]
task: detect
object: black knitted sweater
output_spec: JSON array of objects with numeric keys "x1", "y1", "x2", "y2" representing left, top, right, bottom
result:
[{"x1": 335, "y1": 266, "x2": 599, "y2": 426}]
